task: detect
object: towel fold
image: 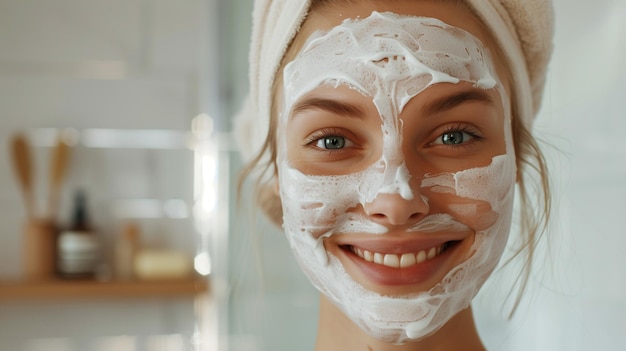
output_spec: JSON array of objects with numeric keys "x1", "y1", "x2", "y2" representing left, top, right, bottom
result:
[{"x1": 236, "y1": 0, "x2": 554, "y2": 161}]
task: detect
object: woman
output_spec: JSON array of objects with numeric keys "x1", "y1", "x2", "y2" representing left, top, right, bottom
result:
[{"x1": 236, "y1": 0, "x2": 553, "y2": 349}]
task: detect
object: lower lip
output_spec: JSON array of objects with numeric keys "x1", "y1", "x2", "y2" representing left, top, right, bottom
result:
[{"x1": 339, "y1": 243, "x2": 457, "y2": 286}]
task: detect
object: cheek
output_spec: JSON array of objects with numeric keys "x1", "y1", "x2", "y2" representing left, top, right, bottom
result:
[
  {"x1": 421, "y1": 153, "x2": 516, "y2": 229},
  {"x1": 278, "y1": 160, "x2": 392, "y2": 240},
  {"x1": 279, "y1": 166, "x2": 363, "y2": 234},
  {"x1": 433, "y1": 195, "x2": 499, "y2": 231}
]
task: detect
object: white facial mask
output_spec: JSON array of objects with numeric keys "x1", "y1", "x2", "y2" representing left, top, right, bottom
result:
[{"x1": 277, "y1": 12, "x2": 516, "y2": 343}]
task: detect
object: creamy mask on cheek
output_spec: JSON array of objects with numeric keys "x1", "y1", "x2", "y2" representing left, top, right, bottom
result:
[{"x1": 277, "y1": 12, "x2": 516, "y2": 343}]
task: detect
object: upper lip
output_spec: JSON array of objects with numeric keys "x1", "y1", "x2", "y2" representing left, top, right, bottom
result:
[{"x1": 332, "y1": 231, "x2": 471, "y2": 255}]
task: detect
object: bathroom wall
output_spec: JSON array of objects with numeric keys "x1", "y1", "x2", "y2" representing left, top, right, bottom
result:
[{"x1": 0, "y1": 1, "x2": 220, "y2": 350}]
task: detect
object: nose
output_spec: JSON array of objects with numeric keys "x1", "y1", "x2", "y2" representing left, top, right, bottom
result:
[{"x1": 363, "y1": 192, "x2": 429, "y2": 227}]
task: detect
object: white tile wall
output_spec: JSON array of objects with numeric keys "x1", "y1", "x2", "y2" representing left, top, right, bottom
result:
[{"x1": 0, "y1": 1, "x2": 215, "y2": 350}]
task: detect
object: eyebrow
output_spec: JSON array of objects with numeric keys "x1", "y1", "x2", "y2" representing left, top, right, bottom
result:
[
  {"x1": 291, "y1": 97, "x2": 366, "y2": 119},
  {"x1": 422, "y1": 90, "x2": 494, "y2": 116}
]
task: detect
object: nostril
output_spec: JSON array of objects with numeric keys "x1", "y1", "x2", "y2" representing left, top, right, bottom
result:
[{"x1": 371, "y1": 213, "x2": 387, "y2": 220}]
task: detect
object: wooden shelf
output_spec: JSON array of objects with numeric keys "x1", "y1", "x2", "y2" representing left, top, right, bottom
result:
[{"x1": 0, "y1": 277, "x2": 209, "y2": 300}]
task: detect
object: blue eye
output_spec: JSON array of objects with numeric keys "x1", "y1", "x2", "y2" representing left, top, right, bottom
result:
[
  {"x1": 440, "y1": 131, "x2": 472, "y2": 145},
  {"x1": 316, "y1": 136, "x2": 346, "y2": 149},
  {"x1": 430, "y1": 124, "x2": 483, "y2": 147},
  {"x1": 306, "y1": 128, "x2": 357, "y2": 152}
]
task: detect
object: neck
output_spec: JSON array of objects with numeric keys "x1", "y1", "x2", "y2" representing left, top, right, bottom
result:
[{"x1": 314, "y1": 295, "x2": 486, "y2": 351}]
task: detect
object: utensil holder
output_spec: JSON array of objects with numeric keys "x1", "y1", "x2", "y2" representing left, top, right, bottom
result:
[{"x1": 23, "y1": 219, "x2": 56, "y2": 280}]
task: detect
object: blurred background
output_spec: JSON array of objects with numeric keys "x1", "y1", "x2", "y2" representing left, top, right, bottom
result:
[{"x1": 0, "y1": 0, "x2": 624, "y2": 350}]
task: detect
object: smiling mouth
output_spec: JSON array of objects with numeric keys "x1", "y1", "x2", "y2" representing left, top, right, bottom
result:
[{"x1": 342, "y1": 241, "x2": 458, "y2": 269}]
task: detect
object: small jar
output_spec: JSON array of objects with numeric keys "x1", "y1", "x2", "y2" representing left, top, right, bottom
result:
[{"x1": 56, "y1": 230, "x2": 100, "y2": 278}]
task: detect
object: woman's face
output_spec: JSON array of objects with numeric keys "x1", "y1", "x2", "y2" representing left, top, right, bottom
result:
[{"x1": 275, "y1": 1, "x2": 515, "y2": 344}]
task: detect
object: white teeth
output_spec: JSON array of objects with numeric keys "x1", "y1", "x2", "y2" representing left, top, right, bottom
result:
[
  {"x1": 400, "y1": 253, "x2": 416, "y2": 268},
  {"x1": 350, "y1": 244, "x2": 447, "y2": 269},
  {"x1": 427, "y1": 247, "x2": 436, "y2": 260},
  {"x1": 373, "y1": 252, "x2": 384, "y2": 264},
  {"x1": 416, "y1": 250, "x2": 427, "y2": 264},
  {"x1": 383, "y1": 254, "x2": 400, "y2": 268}
]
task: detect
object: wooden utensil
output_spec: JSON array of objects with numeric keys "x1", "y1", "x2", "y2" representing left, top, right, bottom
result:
[
  {"x1": 48, "y1": 133, "x2": 70, "y2": 219},
  {"x1": 10, "y1": 133, "x2": 35, "y2": 219},
  {"x1": 10, "y1": 132, "x2": 59, "y2": 280}
]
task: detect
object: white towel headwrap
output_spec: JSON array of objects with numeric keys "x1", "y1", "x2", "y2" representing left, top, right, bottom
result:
[{"x1": 235, "y1": 0, "x2": 554, "y2": 161}]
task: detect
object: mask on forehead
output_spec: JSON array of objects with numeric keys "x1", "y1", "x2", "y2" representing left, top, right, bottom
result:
[{"x1": 277, "y1": 12, "x2": 516, "y2": 343}]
